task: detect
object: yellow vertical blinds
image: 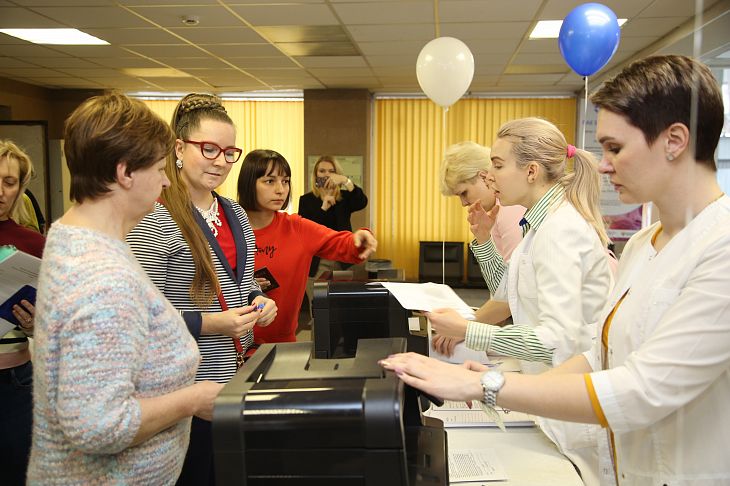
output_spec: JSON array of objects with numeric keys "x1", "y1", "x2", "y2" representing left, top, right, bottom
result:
[
  {"x1": 374, "y1": 97, "x2": 577, "y2": 280},
  {"x1": 140, "y1": 98, "x2": 304, "y2": 212}
]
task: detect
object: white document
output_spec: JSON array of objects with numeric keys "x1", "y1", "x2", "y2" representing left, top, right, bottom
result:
[
  {"x1": 429, "y1": 339, "x2": 490, "y2": 365},
  {"x1": 379, "y1": 282, "x2": 476, "y2": 319},
  {"x1": 448, "y1": 448, "x2": 508, "y2": 482},
  {"x1": 425, "y1": 407, "x2": 535, "y2": 428},
  {"x1": 0, "y1": 247, "x2": 41, "y2": 336}
]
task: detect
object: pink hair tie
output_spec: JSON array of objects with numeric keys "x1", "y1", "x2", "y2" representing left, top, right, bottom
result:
[{"x1": 566, "y1": 144, "x2": 576, "y2": 158}]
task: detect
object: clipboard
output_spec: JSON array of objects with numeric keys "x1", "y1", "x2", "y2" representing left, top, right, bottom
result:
[{"x1": 254, "y1": 267, "x2": 280, "y2": 292}]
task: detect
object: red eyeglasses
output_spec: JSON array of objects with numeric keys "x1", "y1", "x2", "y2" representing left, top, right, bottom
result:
[{"x1": 183, "y1": 140, "x2": 242, "y2": 163}]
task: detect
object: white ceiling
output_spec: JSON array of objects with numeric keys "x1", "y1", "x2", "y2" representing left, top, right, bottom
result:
[{"x1": 0, "y1": 0, "x2": 728, "y2": 95}]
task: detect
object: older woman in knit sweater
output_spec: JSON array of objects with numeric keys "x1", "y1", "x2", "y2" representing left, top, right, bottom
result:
[{"x1": 27, "y1": 93, "x2": 222, "y2": 485}]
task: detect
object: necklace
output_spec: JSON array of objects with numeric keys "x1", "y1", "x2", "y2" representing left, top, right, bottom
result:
[{"x1": 195, "y1": 197, "x2": 222, "y2": 237}]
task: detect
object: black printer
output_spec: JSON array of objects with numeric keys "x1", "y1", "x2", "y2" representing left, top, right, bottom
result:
[
  {"x1": 212, "y1": 337, "x2": 448, "y2": 486},
  {"x1": 311, "y1": 281, "x2": 428, "y2": 359}
]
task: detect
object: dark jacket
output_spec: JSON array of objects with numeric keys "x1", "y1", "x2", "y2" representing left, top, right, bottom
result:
[{"x1": 298, "y1": 185, "x2": 368, "y2": 276}]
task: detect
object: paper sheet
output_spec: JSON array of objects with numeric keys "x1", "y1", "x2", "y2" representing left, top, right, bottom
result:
[
  {"x1": 425, "y1": 406, "x2": 535, "y2": 428},
  {"x1": 448, "y1": 449, "x2": 508, "y2": 482},
  {"x1": 429, "y1": 339, "x2": 490, "y2": 364},
  {"x1": 0, "y1": 248, "x2": 41, "y2": 336},
  {"x1": 379, "y1": 282, "x2": 475, "y2": 319}
]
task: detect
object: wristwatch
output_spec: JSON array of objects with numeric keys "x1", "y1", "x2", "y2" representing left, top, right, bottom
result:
[{"x1": 480, "y1": 370, "x2": 505, "y2": 407}]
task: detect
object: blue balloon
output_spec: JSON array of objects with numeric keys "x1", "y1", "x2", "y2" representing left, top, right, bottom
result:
[{"x1": 558, "y1": 3, "x2": 621, "y2": 76}]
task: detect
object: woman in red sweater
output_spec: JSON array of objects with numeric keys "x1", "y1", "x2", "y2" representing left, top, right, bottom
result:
[{"x1": 237, "y1": 149, "x2": 377, "y2": 344}]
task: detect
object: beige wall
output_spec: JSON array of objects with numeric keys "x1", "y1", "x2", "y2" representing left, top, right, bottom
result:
[{"x1": 303, "y1": 89, "x2": 371, "y2": 230}]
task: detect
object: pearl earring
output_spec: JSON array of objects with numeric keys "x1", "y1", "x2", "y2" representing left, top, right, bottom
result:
[
  {"x1": 666, "y1": 153, "x2": 675, "y2": 161},
  {"x1": 176, "y1": 159, "x2": 183, "y2": 169}
]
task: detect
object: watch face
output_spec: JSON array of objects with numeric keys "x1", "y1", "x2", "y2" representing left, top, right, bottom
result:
[{"x1": 482, "y1": 371, "x2": 505, "y2": 391}]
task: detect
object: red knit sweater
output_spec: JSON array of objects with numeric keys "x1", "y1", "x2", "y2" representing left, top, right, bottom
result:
[{"x1": 253, "y1": 212, "x2": 364, "y2": 343}]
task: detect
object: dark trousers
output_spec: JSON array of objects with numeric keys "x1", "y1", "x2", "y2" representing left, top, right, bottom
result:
[
  {"x1": 0, "y1": 361, "x2": 33, "y2": 486},
  {"x1": 176, "y1": 416, "x2": 216, "y2": 486}
]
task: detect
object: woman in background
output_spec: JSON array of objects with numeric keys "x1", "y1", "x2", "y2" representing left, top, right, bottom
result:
[
  {"x1": 426, "y1": 117, "x2": 613, "y2": 485},
  {"x1": 127, "y1": 93, "x2": 276, "y2": 486},
  {"x1": 434, "y1": 141, "x2": 526, "y2": 356},
  {"x1": 382, "y1": 54, "x2": 729, "y2": 486},
  {"x1": 299, "y1": 155, "x2": 368, "y2": 303},
  {"x1": 28, "y1": 93, "x2": 221, "y2": 485},
  {"x1": 238, "y1": 149, "x2": 377, "y2": 344},
  {"x1": 0, "y1": 140, "x2": 45, "y2": 486}
]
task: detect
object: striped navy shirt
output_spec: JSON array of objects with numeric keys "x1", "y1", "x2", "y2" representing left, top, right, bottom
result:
[{"x1": 126, "y1": 195, "x2": 262, "y2": 384}]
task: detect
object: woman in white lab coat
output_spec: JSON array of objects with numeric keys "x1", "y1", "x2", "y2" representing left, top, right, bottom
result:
[
  {"x1": 381, "y1": 55, "x2": 730, "y2": 485},
  {"x1": 427, "y1": 117, "x2": 613, "y2": 485}
]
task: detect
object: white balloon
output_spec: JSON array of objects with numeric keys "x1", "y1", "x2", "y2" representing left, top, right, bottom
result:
[{"x1": 416, "y1": 37, "x2": 475, "y2": 108}]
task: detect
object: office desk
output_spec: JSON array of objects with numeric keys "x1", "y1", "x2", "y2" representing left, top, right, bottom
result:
[{"x1": 446, "y1": 426, "x2": 584, "y2": 486}]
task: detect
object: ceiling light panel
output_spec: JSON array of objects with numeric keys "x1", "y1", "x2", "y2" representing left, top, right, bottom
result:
[{"x1": 0, "y1": 28, "x2": 109, "y2": 45}]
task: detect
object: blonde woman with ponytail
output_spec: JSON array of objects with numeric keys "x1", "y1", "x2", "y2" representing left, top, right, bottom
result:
[
  {"x1": 426, "y1": 117, "x2": 613, "y2": 486},
  {"x1": 126, "y1": 93, "x2": 276, "y2": 486}
]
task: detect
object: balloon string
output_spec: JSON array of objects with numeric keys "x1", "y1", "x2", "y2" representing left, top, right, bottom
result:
[
  {"x1": 581, "y1": 76, "x2": 588, "y2": 150},
  {"x1": 442, "y1": 106, "x2": 448, "y2": 285}
]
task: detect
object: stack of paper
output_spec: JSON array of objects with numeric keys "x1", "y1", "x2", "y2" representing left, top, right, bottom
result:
[
  {"x1": 449, "y1": 448, "x2": 508, "y2": 482},
  {"x1": 0, "y1": 246, "x2": 41, "y2": 336},
  {"x1": 424, "y1": 400, "x2": 535, "y2": 428}
]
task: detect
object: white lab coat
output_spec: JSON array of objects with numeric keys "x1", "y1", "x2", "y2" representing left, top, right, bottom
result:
[
  {"x1": 586, "y1": 195, "x2": 730, "y2": 485},
  {"x1": 495, "y1": 200, "x2": 613, "y2": 486}
]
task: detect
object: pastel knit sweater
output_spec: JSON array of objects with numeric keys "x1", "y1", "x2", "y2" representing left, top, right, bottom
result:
[{"x1": 27, "y1": 223, "x2": 200, "y2": 485}]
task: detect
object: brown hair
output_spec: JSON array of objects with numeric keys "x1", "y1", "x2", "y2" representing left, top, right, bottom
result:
[
  {"x1": 64, "y1": 93, "x2": 174, "y2": 203},
  {"x1": 237, "y1": 149, "x2": 292, "y2": 211},
  {"x1": 590, "y1": 55, "x2": 723, "y2": 168},
  {"x1": 163, "y1": 93, "x2": 234, "y2": 307},
  {"x1": 311, "y1": 155, "x2": 344, "y2": 201},
  {"x1": 497, "y1": 117, "x2": 609, "y2": 246},
  {"x1": 0, "y1": 139, "x2": 34, "y2": 220}
]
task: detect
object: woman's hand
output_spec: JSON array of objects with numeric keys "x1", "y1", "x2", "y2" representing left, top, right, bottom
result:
[
  {"x1": 203, "y1": 306, "x2": 260, "y2": 338},
  {"x1": 379, "y1": 352, "x2": 484, "y2": 402},
  {"x1": 324, "y1": 173, "x2": 348, "y2": 188},
  {"x1": 191, "y1": 381, "x2": 225, "y2": 421},
  {"x1": 426, "y1": 308, "x2": 468, "y2": 339},
  {"x1": 321, "y1": 194, "x2": 337, "y2": 211},
  {"x1": 432, "y1": 334, "x2": 464, "y2": 357},
  {"x1": 252, "y1": 296, "x2": 277, "y2": 327},
  {"x1": 468, "y1": 201, "x2": 498, "y2": 244},
  {"x1": 13, "y1": 299, "x2": 35, "y2": 331},
  {"x1": 353, "y1": 230, "x2": 377, "y2": 259}
]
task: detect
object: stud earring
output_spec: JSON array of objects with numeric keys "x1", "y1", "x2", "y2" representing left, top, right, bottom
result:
[
  {"x1": 176, "y1": 159, "x2": 183, "y2": 169},
  {"x1": 666, "y1": 153, "x2": 675, "y2": 161}
]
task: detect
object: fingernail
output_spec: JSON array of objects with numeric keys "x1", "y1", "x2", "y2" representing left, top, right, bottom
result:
[{"x1": 378, "y1": 360, "x2": 389, "y2": 367}]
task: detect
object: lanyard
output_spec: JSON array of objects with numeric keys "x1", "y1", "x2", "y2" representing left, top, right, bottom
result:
[
  {"x1": 601, "y1": 289, "x2": 629, "y2": 486},
  {"x1": 215, "y1": 291, "x2": 245, "y2": 369}
]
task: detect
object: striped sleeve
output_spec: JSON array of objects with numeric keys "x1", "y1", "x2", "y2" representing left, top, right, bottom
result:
[
  {"x1": 469, "y1": 238, "x2": 506, "y2": 296},
  {"x1": 465, "y1": 321, "x2": 554, "y2": 365}
]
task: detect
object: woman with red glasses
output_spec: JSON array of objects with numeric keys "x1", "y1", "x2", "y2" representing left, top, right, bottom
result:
[{"x1": 127, "y1": 93, "x2": 277, "y2": 486}]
